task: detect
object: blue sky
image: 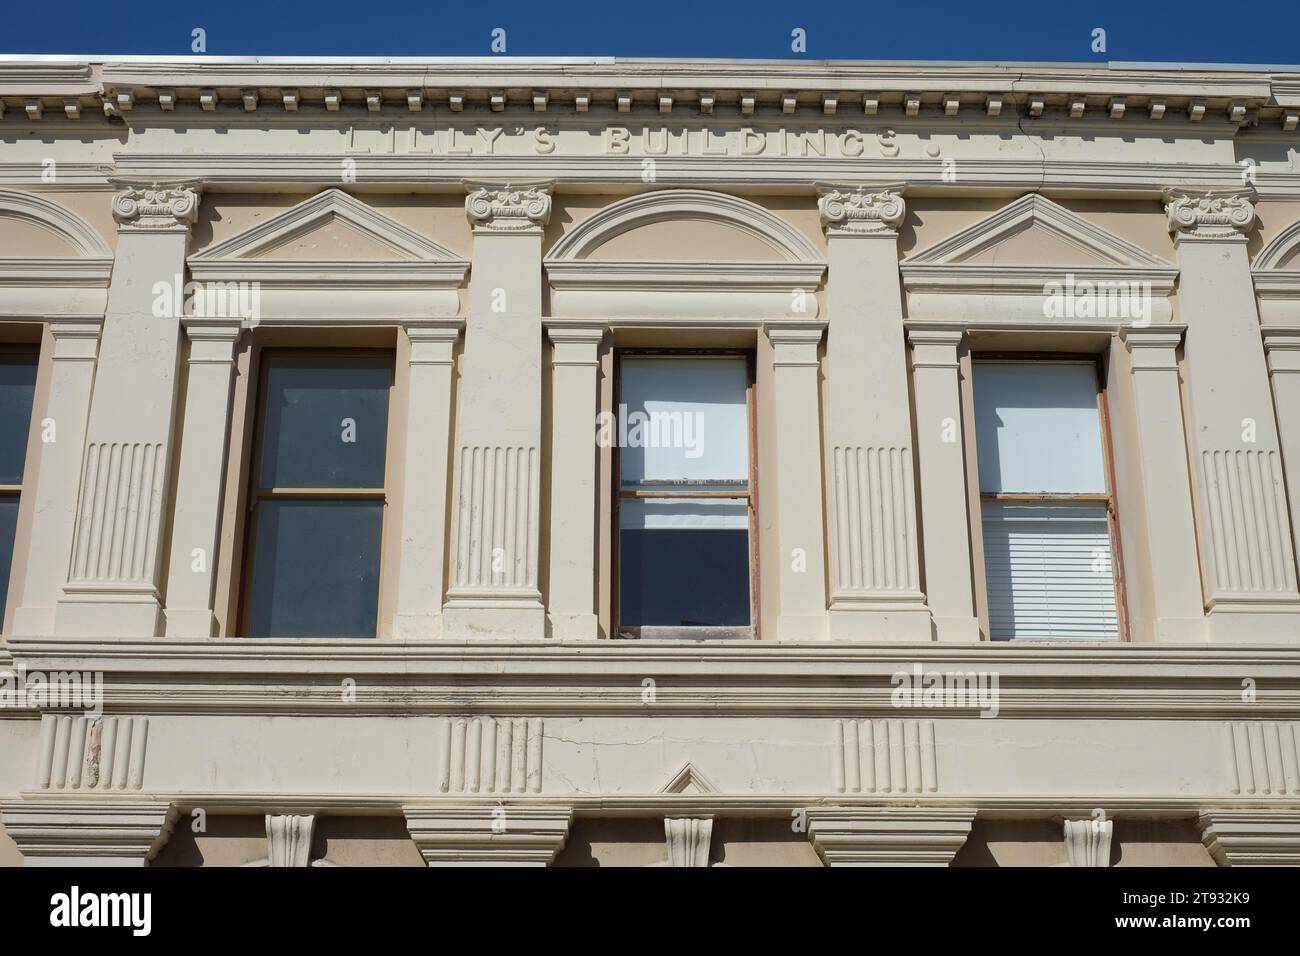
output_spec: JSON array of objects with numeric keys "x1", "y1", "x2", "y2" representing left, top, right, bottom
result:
[{"x1": 1, "y1": 0, "x2": 1297, "y2": 65}]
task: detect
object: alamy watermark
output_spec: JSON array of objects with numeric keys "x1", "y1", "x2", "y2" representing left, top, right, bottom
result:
[
  {"x1": 596, "y1": 404, "x2": 704, "y2": 458},
  {"x1": 1042, "y1": 273, "x2": 1152, "y2": 325},
  {"x1": 152, "y1": 274, "x2": 261, "y2": 320},
  {"x1": 890, "y1": 663, "x2": 1000, "y2": 717},
  {"x1": 0, "y1": 663, "x2": 103, "y2": 715}
]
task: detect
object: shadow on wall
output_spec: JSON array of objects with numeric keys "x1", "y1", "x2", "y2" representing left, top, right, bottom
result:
[{"x1": 952, "y1": 818, "x2": 1216, "y2": 866}]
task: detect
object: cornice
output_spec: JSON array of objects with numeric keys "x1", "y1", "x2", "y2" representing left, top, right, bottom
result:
[
  {"x1": 7, "y1": 638, "x2": 1300, "y2": 719},
  {"x1": 1, "y1": 60, "x2": 1296, "y2": 128}
]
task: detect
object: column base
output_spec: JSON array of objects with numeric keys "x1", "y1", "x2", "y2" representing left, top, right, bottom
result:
[
  {"x1": 55, "y1": 591, "x2": 164, "y2": 638},
  {"x1": 932, "y1": 615, "x2": 981, "y2": 642},
  {"x1": 403, "y1": 805, "x2": 573, "y2": 866},
  {"x1": 1149, "y1": 616, "x2": 1209, "y2": 642},
  {"x1": 8, "y1": 605, "x2": 54, "y2": 637},
  {"x1": 163, "y1": 608, "x2": 217, "y2": 638},
  {"x1": 546, "y1": 611, "x2": 599, "y2": 641},
  {"x1": 806, "y1": 807, "x2": 976, "y2": 866},
  {"x1": 393, "y1": 612, "x2": 444, "y2": 640},
  {"x1": 0, "y1": 799, "x2": 176, "y2": 866},
  {"x1": 1200, "y1": 809, "x2": 1300, "y2": 865},
  {"x1": 828, "y1": 598, "x2": 933, "y2": 642},
  {"x1": 442, "y1": 596, "x2": 545, "y2": 640},
  {"x1": 1206, "y1": 600, "x2": 1300, "y2": 643}
]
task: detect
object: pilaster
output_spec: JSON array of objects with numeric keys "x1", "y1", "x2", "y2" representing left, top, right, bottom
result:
[
  {"x1": 907, "y1": 329, "x2": 979, "y2": 642},
  {"x1": 443, "y1": 182, "x2": 551, "y2": 640},
  {"x1": 55, "y1": 183, "x2": 201, "y2": 638},
  {"x1": 819, "y1": 184, "x2": 930, "y2": 641},
  {"x1": 11, "y1": 318, "x2": 101, "y2": 636},
  {"x1": 393, "y1": 321, "x2": 461, "y2": 640},
  {"x1": 1120, "y1": 326, "x2": 1209, "y2": 641},
  {"x1": 765, "y1": 324, "x2": 830, "y2": 640},
  {"x1": 1263, "y1": 330, "x2": 1300, "y2": 581},
  {"x1": 163, "y1": 318, "x2": 241, "y2": 638},
  {"x1": 1164, "y1": 187, "x2": 1300, "y2": 640},
  {"x1": 545, "y1": 324, "x2": 603, "y2": 640},
  {"x1": 805, "y1": 806, "x2": 975, "y2": 866}
]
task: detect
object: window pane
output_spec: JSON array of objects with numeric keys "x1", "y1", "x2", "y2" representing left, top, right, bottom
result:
[
  {"x1": 619, "y1": 358, "x2": 749, "y2": 490},
  {"x1": 982, "y1": 502, "x2": 1119, "y2": 640},
  {"x1": 0, "y1": 354, "x2": 38, "y2": 485},
  {"x1": 618, "y1": 498, "x2": 750, "y2": 627},
  {"x1": 0, "y1": 496, "x2": 17, "y2": 622},
  {"x1": 247, "y1": 499, "x2": 383, "y2": 638},
  {"x1": 258, "y1": 358, "x2": 391, "y2": 489},
  {"x1": 973, "y1": 362, "x2": 1106, "y2": 494}
]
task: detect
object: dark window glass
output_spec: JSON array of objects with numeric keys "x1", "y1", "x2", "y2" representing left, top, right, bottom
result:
[
  {"x1": 0, "y1": 353, "x2": 38, "y2": 485},
  {"x1": 258, "y1": 361, "x2": 391, "y2": 489},
  {"x1": 0, "y1": 350, "x2": 37, "y2": 625},
  {"x1": 247, "y1": 499, "x2": 384, "y2": 638},
  {"x1": 245, "y1": 352, "x2": 392, "y2": 638}
]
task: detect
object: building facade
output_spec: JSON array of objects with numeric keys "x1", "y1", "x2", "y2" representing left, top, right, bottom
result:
[{"x1": 1, "y1": 57, "x2": 1300, "y2": 866}]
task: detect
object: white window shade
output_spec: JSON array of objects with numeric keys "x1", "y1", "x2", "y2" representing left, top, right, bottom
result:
[
  {"x1": 619, "y1": 357, "x2": 749, "y2": 487},
  {"x1": 982, "y1": 502, "x2": 1119, "y2": 640},
  {"x1": 973, "y1": 361, "x2": 1107, "y2": 494}
]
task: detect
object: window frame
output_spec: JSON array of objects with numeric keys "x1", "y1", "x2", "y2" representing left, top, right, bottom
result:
[
  {"x1": 967, "y1": 350, "x2": 1131, "y2": 642},
  {"x1": 611, "y1": 347, "x2": 760, "y2": 640},
  {"x1": 0, "y1": 343, "x2": 40, "y2": 633},
  {"x1": 236, "y1": 347, "x2": 398, "y2": 639}
]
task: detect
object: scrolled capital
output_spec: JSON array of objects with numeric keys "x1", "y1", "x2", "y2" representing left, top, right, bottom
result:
[
  {"x1": 464, "y1": 180, "x2": 553, "y2": 233},
  {"x1": 1163, "y1": 187, "x2": 1256, "y2": 241},
  {"x1": 111, "y1": 183, "x2": 201, "y2": 232},
  {"x1": 817, "y1": 182, "x2": 906, "y2": 237}
]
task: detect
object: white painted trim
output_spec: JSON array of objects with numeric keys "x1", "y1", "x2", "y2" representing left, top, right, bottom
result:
[{"x1": 0, "y1": 188, "x2": 113, "y2": 257}]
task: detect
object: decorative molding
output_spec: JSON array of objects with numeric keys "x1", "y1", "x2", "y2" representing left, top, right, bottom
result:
[
  {"x1": 448, "y1": 445, "x2": 540, "y2": 594},
  {"x1": 1252, "y1": 221, "x2": 1300, "y2": 326},
  {"x1": 544, "y1": 189, "x2": 825, "y2": 320},
  {"x1": 1199, "y1": 449, "x2": 1299, "y2": 598},
  {"x1": 1063, "y1": 817, "x2": 1113, "y2": 866},
  {"x1": 0, "y1": 188, "x2": 113, "y2": 256},
  {"x1": 436, "y1": 716, "x2": 544, "y2": 794},
  {"x1": 829, "y1": 445, "x2": 921, "y2": 595},
  {"x1": 0, "y1": 800, "x2": 177, "y2": 865},
  {"x1": 1164, "y1": 187, "x2": 1256, "y2": 241},
  {"x1": 403, "y1": 805, "x2": 573, "y2": 866},
  {"x1": 659, "y1": 762, "x2": 721, "y2": 795},
  {"x1": 1224, "y1": 721, "x2": 1300, "y2": 796},
  {"x1": 901, "y1": 193, "x2": 1177, "y2": 324},
  {"x1": 664, "y1": 818, "x2": 713, "y2": 867},
  {"x1": 266, "y1": 813, "x2": 315, "y2": 867},
  {"x1": 464, "y1": 180, "x2": 552, "y2": 233},
  {"x1": 64, "y1": 441, "x2": 167, "y2": 591},
  {"x1": 805, "y1": 807, "x2": 975, "y2": 866},
  {"x1": 1200, "y1": 809, "x2": 1300, "y2": 866},
  {"x1": 833, "y1": 718, "x2": 938, "y2": 795},
  {"x1": 35, "y1": 714, "x2": 150, "y2": 791},
  {"x1": 817, "y1": 182, "x2": 905, "y2": 236},
  {"x1": 188, "y1": 188, "x2": 467, "y2": 321},
  {"x1": 111, "y1": 183, "x2": 200, "y2": 232}
]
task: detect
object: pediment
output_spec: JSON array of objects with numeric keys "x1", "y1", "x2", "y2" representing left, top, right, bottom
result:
[
  {"x1": 190, "y1": 189, "x2": 466, "y2": 265},
  {"x1": 904, "y1": 194, "x2": 1173, "y2": 269},
  {"x1": 658, "y1": 762, "x2": 720, "y2": 795}
]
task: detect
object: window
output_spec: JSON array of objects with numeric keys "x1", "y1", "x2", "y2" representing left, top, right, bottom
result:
[
  {"x1": 615, "y1": 354, "x2": 756, "y2": 637},
  {"x1": 242, "y1": 351, "x2": 393, "y2": 638},
  {"x1": 0, "y1": 347, "x2": 37, "y2": 625},
  {"x1": 972, "y1": 359, "x2": 1122, "y2": 640}
]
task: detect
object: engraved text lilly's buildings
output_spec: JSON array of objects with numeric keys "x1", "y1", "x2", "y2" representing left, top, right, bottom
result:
[{"x1": 1, "y1": 58, "x2": 1300, "y2": 866}]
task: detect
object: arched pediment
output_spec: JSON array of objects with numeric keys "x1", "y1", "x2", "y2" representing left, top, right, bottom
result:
[
  {"x1": 545, "y1": 190, "x2": 825, "y2": 320},
  {"x1": 1252, "y1": 219, "x2": 1300, "y2": 326},
  {"x1": 900, "y1": 193, "x2": 1177, "y2": 327},
  {"x1": 547, "y1": 189, "x2": 823, "y2": 263},
  {"x1": 0, "y1": 190, "x2": 113, "y2": 318},
  {"x1": 0, "y1": 189, "x2": 112, "y2": 259},
  {"x1": 188, "y1": 189, "x2": 467, "y2": 323}
]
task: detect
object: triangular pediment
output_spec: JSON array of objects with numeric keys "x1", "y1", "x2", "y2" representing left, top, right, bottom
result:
[
  {"x1": 658, "y1": 762, "x2": 720, "y2": 795},
  {"x1": 904, "y1": 194, "x2": 1172, "y2": 269},
  {"x1": 191, "y1": 189, "x2": 465, "y2": 264}
]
